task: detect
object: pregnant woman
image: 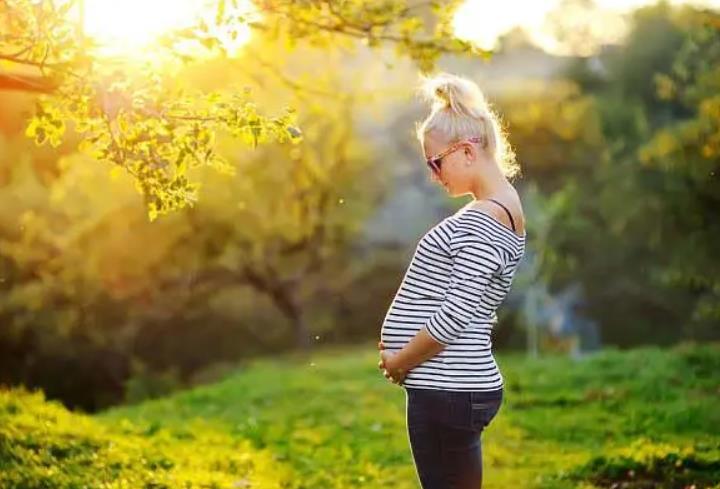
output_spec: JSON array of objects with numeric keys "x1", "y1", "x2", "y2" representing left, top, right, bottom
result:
[{"x1": 378, "y1": 72, "x2": 526, "y2": 489}]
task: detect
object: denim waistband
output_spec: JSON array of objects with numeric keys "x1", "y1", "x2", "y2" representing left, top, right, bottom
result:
[{"x1": 404, "y1": 386, "x2": 503, "y2": 401}]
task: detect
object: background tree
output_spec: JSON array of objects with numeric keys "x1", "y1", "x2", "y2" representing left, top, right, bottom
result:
[
  {"x1": 540, "y1": 4, "x2": 719, "y2": 345},
  {"x1": 1, "y1": 0, "x2": 479, "y2": 219},
  {"x1": 638, "y1": 10, "x2": 720, "y2": 325},
  {"x1": 0, "y1": 36, "x2": 394, "y2": 409}
]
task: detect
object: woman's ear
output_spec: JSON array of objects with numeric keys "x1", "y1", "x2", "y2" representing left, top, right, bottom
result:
[{"x1": 464, "y1": 142, "x2": 477, "y2": 161}]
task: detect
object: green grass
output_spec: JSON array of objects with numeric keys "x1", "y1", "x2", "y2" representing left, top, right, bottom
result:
[{"x1": 2, "y1": 342, "x2": 719, "y2": 488}]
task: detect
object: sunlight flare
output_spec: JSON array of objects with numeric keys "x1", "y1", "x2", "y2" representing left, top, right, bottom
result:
[
  {"x1": 81, "y1": 0, "x2": 256, "y2": 57},
  {"x1": 82, "y1": 0, "x2": 198, "y2": 47},
  {"x1": 453, "y1": 0, "x2": 720, "y2": 54}
]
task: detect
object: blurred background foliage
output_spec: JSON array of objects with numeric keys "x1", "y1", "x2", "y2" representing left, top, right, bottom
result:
[{"x1": 0, "y1": 0, "x2": 718, "y2": 412}]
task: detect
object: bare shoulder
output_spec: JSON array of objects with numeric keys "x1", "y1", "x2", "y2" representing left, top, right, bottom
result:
[{"x1": 467, "y1": 193, "x2": 525, "y2": 235}]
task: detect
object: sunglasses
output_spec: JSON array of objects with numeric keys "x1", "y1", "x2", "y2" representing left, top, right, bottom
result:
[{"x1": 425, "y1": 136, "x2": 483, "y2": 174}]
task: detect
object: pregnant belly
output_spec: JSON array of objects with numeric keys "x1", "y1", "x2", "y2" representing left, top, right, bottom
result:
[
  {"x1": 380, "y1": 320, "x2": 424, "y2": 352},
  {"x1": 380, "y1": 296, "x2": 442, "y2": 350}
]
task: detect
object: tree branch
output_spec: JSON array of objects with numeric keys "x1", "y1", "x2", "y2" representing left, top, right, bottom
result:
[{"x1": 0, "y1": 72, "x2": 57, "y2": 92}]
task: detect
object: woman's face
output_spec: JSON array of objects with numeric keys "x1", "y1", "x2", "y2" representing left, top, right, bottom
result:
[{"x1": 422, "y1": 132, "x2": 474, "y2": 195}]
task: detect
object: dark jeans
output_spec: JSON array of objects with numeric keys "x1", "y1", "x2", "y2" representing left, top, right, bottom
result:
[{"x1": 405, "y1": 387, "x2": 503, "y2": 489}]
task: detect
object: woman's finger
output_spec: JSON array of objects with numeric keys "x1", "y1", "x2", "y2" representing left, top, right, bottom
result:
[{"x1": 387, "y1": 373, "x2": 402, "y2": 384}]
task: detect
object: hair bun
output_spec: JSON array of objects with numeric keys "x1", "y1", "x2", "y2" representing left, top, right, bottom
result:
[
  {"x1": 421, "y1": 73, "x2": 486, "y2": 119},
  {"x1": 433, "y1": 82, "x2": 452, "y2": 107}
]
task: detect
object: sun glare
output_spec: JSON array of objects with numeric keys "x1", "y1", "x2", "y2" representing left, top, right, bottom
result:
[
  {"x1": 81, "y1": 0, "x2": 255, "y2": 57},
  {"x1": 452, "y1": 1, "x2": 552, "y2": 52},
  {"x1": 453, "y1": 0, "x2": 720, "y2": 54},
  {"x1": 83, "y1": 0, "x2": 196, "y2": 47}
]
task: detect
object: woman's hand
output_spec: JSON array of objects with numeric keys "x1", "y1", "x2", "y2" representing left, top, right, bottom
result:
[{"x1": 377, "y1": 341, "x2": 407, "y2": 385}]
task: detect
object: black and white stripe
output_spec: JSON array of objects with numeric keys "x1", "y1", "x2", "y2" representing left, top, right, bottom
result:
[{"x1": 380, "y1": 208, "x2": 526, "y2": 392}]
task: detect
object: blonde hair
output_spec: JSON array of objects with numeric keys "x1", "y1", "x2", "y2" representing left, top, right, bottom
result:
[{"x1": 416, "y1": 73, "x2": 520, "y2": 180}]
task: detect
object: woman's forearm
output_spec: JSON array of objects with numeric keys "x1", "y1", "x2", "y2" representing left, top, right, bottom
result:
[{"x1": 392, "y1": 327, "x2": 446, "y2": 371}]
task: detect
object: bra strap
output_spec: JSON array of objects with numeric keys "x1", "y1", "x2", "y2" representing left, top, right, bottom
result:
[{"x1": 485, "y1": 198, "x2": 516, "y2": 232}]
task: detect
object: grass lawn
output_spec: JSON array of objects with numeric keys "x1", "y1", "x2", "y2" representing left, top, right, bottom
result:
[{"x1": 2, "y1": 342, "x2": 719, "y2": 488}]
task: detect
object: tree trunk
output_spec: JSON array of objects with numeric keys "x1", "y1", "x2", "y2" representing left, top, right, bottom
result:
[
  {"x1": 271, "y1": 286, "x2": 312, "y2": 351},
  {"x1": 291, "y1": 313, "x2": 312, "y2": 351}
]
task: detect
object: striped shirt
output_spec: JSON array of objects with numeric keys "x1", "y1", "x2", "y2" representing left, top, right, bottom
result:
[{"x1": 380, "y1": 205, "x2": 526, "y2": 391}]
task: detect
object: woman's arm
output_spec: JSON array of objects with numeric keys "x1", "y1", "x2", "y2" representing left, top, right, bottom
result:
[{"x1": 380, "y1": 328, "x2": 445, "y2": 382}]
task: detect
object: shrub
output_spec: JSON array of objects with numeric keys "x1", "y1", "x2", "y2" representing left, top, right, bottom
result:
[{"x1": 568, "y1": 438, "x2": 720, "y2": 488}]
